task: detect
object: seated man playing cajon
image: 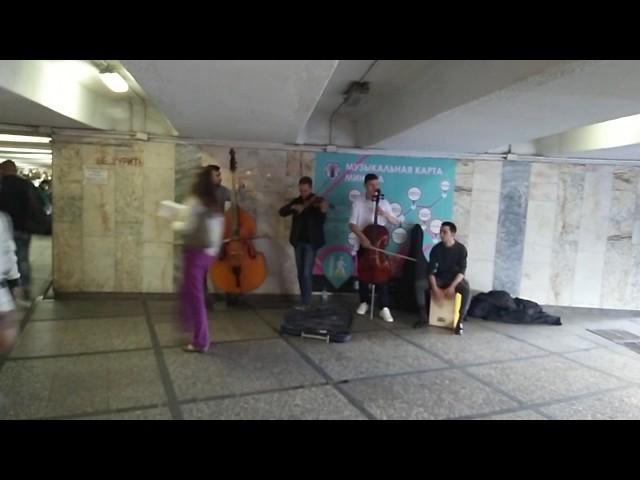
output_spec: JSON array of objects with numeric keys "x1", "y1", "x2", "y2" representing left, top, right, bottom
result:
[{"x1": 418, "y1": 221, "x2": 471, "y2": 335}]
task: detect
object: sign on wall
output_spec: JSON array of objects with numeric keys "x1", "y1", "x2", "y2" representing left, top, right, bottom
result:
[
  {"x1": 313, "y1": 152, "x2": 456, "y2": 290},
  {"x1": 83, "y1": 166, "x2": 108, "y2": 184}
]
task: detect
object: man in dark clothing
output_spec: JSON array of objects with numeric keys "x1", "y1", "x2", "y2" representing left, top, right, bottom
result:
[
  {"x1": 209, "y1": 164, "x2": 231, "y2": 211},
  {"x1": 201, "y1": 164, "x2": 236, "y2": 309},
  {"x1": 0, "y1": 160, "x2": 46, "y2": 303},
  {"x1": 416, "y1": 221, "x2": 471, "y2": 335},
  {"x1": 279, "y1": 176, "x2": 327, "y2": 309}
]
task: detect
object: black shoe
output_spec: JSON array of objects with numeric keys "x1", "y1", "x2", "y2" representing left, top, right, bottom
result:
[
  {"x1": 413, "y1": 320, "x2": 427, "y2": 329},
  {"x1": 455, "y1": 322, "x2": 464, "y2": 335},
  {"x1": 204, "y1": 293, "x2": 214, "y2": 310}
]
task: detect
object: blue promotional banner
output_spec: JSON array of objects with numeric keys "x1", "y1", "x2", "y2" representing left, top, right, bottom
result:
[{"x1": 313, "y1": 153, "x2": 456, "y2": 290}]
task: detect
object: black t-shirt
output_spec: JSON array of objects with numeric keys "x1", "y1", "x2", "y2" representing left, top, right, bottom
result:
[
  {"x1": 297, "y1": 205, "x2": 312, "y2": 244},
  {"x1": 429, "y1": 241, "x2": 467, "y2": 286}
]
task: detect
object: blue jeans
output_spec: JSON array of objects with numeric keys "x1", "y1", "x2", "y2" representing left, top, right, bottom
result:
[
  {"x1": 294, "y1": 243, "x2": 316, "y2": 306},
  {"x1": 358, "y1": 280, "x2": 390, "y2": 309},
  {"x1": 14, "y1": 231, "x2": 31, "y2": 292}
]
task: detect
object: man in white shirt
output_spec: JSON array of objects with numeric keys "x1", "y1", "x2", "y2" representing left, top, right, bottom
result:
[{"x1": 349, "y1": 173, "x2": 401, "y2": 322}]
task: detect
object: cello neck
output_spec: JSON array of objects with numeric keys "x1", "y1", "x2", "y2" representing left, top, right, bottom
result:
[{"x1": 372, "y1": 189, "x2": 381, "y2": 225}]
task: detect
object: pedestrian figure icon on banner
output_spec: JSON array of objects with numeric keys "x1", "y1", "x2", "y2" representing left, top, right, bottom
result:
[{"x1": 335, "y1": 256, "x2": 346, "y2": 277}]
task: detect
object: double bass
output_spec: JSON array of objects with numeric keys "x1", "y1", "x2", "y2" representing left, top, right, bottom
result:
[{"x1": 210, "y1": 149, "x2": 267, "y2": 293}]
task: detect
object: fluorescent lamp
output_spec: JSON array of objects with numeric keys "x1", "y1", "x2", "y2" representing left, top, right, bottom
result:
[
  {"x1": 0, "y1": 134, "x2": 51, "y2": 143},
  {"x1": 1, "y1": 153, "x2": 52, "y2": 160},
  {"x1": 0, "y1": 147, "x2": 52, "y2": 154},
  {"x1": 99, "y1": 71, "x2": 129, "y2": 93}
]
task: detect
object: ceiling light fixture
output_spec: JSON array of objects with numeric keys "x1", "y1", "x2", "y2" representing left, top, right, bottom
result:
[
  {"x1": 0, "y1": 147, "x2": 52, "y2": 154},
  {"x1": 0, "y1": 134, "x2": 51, "y2": 143},
  {"x1": 1, "y1": 153, "x2": 52, "y2": 160},
  {"x1": 99, "y1": 67, "x2": 129, "y2": 93}
]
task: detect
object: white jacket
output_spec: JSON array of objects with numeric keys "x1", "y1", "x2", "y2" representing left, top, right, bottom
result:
[
  {"x1": 0, "y1": 212, "x2": 20, "y2": 312},
  {"x1": 182, "y1": 198, "x2": 225, "y2": 257}
]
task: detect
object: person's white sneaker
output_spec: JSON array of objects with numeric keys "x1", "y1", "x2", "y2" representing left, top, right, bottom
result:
[
  {"x1": 356, "y1": 302, "x2": 368, "y2": 315},
  {"x1": 380, "y1": 307, "x2": 394, "y2": 323}
]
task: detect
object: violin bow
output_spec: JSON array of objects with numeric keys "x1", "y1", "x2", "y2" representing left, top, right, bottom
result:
[
  {"x1": 362, "y1": 245, "x2": 417, "y2": 262},
  {"x1": 222, "y1": 234, "x2": 271, "y2": 243}
]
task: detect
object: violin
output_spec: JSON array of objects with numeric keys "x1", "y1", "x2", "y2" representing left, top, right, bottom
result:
[{"x1": 290, "y1": 194, "x2": 332, "y2": 213}]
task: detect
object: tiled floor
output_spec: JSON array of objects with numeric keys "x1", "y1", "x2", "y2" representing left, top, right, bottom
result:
[
  {"x1": 2, "y1": 292, "x2": 640, "y2": 420},
  {"x1": 3, "y1": 237, "x2": 640, "y2": 419}
]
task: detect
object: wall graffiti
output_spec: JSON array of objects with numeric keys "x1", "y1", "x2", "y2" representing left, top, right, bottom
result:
[{"x1": 96, "y1": 155, "x2": 143, "y2": 167}]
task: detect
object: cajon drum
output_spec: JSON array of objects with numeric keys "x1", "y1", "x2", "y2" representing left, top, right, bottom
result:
[{"x1": 429, "y1": 293, "x2": 461, "y2": 330}]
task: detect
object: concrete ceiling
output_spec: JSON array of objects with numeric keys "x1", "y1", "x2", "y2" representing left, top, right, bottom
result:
[
  {"x1": 364, "y1": 60, "x2": 640, "y2": 156},
  {"x1": 0, "y1": 60, "x2": 175, "y2": 135},
  {"x1": 306, "y1": 60, "x2": 376, "y2": 115},
  {"x1": 122, "y1": 59, "x2": 640, "y2": 160},
  {"x1": 120, "y1": 60, "x2": 339, "y2": 143},
  {"x1": 0, "y1": 86, "x2": 89, "y2": 129},
  {"x1": 5, "y1": 60, "x2": 640, "y2": 161},
  {"x1": 557, "y1": 144, "x2": 640, "y2": 160}
]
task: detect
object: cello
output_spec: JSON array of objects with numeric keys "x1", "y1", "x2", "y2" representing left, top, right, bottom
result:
[
  {"x1": 210, "y1": 148, "x2": 267, "y2": 294},
  {"x1": 357, "y1": 189, "x2": 392, "y2": 319}
]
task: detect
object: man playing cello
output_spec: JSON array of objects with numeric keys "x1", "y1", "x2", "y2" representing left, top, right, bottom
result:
[{"x1": 349, "y1": 174, "x2": 401, "y2": 322}]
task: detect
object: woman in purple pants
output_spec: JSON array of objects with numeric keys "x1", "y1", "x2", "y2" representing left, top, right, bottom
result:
[{"x1": 180, "y1": 168, "x2": 224, "y2": 353}]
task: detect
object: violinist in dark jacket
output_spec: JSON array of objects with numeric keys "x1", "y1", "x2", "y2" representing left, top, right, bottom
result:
[{"x1": 279, "y1": 176, "x2": 327, "y2": 309}]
